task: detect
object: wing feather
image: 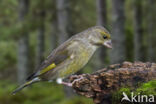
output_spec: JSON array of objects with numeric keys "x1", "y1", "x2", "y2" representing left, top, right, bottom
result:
[{"x1": 26, "y1": 40, "x2": 74, "y2": 80}]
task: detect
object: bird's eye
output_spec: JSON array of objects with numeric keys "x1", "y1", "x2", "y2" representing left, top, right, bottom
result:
[{"x1": 103, "y1": 36, "x2": 107, "y2": 39}]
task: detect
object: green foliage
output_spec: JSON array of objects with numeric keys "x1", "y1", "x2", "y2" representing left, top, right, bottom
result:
[
  {"x1": 125, "y1": 25, "x2": 134, "y2": 61},
  {"x1": 60, "y1": 96, "x2": 93, "y2": 104},
  {"x1": 136, "y1": 80, "x2": 156, "y2": 95}
]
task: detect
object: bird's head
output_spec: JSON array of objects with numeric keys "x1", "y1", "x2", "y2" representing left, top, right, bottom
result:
[{"x1": 88, "y1": 26, "x2": 112, "y2": 48}]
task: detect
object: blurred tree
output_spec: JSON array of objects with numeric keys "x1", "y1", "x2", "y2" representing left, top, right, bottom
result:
[
  {"x1": 17, "y1": 0, "x2": 30, "y2": 84},
  {"x1": 133, "y1": 0, "x2": 145, "y2": 61},
  {"x1": 95, "y1": 0, "x2": 108, "y2": 68},
  {"x1": 96, "y1": 0, "x2": 107, "y2": 28},
  {"x1": 51, "y1": 15, "x2": 58, "y2": 50},
  {"x1": 56, "y1": 0, "x2": 74, "y2": 97},
  {"x1": 110, "y1": 0, "x2": 126, "y2": 64},
  {"x1": 50, "y1": 0, "x2": 58, "y2": 50},
  {"x1": 56, "y1": 0, "x2": 72, "y2": 44},
  {"x1": 147, "y1": 0, "x2": 156, "y2": 62},
  {"x1": 36, "y1": 1, "x2": 46, "y2": 67},
  {"x1": 124, "y1": 0, "x2": 134, "y2": 62}
]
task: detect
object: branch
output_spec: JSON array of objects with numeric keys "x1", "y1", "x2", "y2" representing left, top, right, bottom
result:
[{"x1": 69, "y1": 62, "x2": 156, "y2": 104}]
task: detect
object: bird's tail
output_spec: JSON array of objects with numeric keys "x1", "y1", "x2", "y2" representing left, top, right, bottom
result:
[{"x1": 12, "y1": 77, "x2": 40, "y2": 95}]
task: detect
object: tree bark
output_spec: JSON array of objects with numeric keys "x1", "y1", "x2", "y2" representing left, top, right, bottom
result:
[
  {"x1": 69, "y1": 61, "x2": 156, "y2": 104},
  {"x1": 110, "y1": 0, "x2": 126, "y2": 64},
  {"x1": 133, "y1": 0, "x2": 145, "y2": 61},
  {"x1": 17, "y1": 0, "x2": 29, "y2": 84}
]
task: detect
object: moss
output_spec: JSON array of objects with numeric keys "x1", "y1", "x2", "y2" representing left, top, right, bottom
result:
[
  {"x1": 112, "y1": 80, "x2": 156, "y2": 104},
  {"x1": 136, "y1": 80, "x2": 156, "y2": 95},
  {"x1": 112, "y1": 87, "x2": 131, "y2": 104}
]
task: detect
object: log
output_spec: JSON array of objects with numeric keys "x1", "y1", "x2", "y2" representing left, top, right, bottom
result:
[{"x1": 69, "y1": 62, "x2": 156, "y2": 104}]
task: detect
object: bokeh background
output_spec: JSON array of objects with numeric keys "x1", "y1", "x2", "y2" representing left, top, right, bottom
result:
[{"x1": 0, "y1": 0, "x2": 156, "y2": 104}]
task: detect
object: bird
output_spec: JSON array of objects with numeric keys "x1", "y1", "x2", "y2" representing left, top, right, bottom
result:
[{"x1": 12, "y1": 26, "x2": 112, "y2": 94}]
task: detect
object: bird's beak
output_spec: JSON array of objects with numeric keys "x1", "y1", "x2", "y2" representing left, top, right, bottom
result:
[{"x1": 103, "y1": 40, "x2": 112, "y2": 48}]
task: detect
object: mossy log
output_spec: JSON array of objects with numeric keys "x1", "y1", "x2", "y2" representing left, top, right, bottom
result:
[{"x1": 69, "y1": 62, "x2": 156, "y2": 104}]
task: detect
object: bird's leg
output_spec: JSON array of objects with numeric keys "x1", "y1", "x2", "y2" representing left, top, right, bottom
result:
[
  {"x1": 61, "y1": 81, "x2": 72, "y2": 87},
  {"x1": 56, "y1": 76, "x2": 84, "y2": 87},
  {"x1": 56, "y1": 78, "x2": 72, "y2": 87}
]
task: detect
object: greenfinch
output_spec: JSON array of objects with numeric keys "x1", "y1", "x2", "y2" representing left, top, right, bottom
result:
[{"x1": 12, "y1": 26, "x2": 112, "y2": 94}]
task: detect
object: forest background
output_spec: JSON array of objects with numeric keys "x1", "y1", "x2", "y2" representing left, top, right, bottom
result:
[{"x1": 0, "y1": 0, "x2": 156, "y2": 104}]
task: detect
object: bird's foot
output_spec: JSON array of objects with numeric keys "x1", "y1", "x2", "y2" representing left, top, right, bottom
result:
[
  {"x1": 71, "y1": 76, "x2": 84, "y2": 85},
  {"x1": 56, "y1": 76, "x2": 84, "y2": 87}
]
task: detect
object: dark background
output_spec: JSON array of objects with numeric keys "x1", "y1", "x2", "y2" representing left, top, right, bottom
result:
[{"x1": 0, "y1": 0, "x2": 156, "y2": 104}]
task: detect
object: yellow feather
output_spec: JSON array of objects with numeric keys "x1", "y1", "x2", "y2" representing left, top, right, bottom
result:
[
  {"x1": 95, "y1": 29, "x2": 110, "y2": 39},
  {"x1": 40, "y1": 63, "x2": 56, "y2": 75}
]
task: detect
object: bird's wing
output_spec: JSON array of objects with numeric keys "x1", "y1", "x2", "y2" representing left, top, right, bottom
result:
[
  {"x1": 38, "y1": 50, "x2": 68, "y2": 75},
  {"x1": 26, "y1": 40, "x2": 75, "y2": 81}
]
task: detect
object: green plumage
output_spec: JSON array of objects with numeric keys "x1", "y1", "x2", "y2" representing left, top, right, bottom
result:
[{"x1": 12, "y1": 26, "x2": 112, "y2": 94}]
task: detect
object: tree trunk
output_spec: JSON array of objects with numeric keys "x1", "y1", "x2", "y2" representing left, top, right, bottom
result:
[
  {"x1": 51, "y1": 20, "x2": 58, "y2": 50},
  {"x1": 147, "y1": 0, "x2": 156, "y2": 62},
  {"x1": 50, "y1": 0, "x2": 58, "y2": 51},
  {"x1": 69, "y1": 61, "x2": 156, "y2": 104},
  {"x1": 96, "y1": 0, "x2": 107, "y2": 27},
  {"x1": 94, "y1": 0, "x2": 108, "y2": 69},
  {"x1": 51, "y1": 6, "x2": 58, "y2": 51},
  {"x1": 56, "y1": 0, "x2": 74, "y2": 97},
  {"x1": 36, "y1": 10, "x2": 45, "y2": 67},
  {"x1": 134, "y1": 0, "x2": 145, "y2": 61},
  {"x1": 56, "y1": 0, "x2": 71, "y2": 44},
  {"x1": 110, "y1": 0, "x2": 126, "y2": 64},
  {"x1": 17, "y1": 0, "x2": 29, "y2": 84}
]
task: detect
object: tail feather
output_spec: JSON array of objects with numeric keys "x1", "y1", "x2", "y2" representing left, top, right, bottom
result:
[
  {"x1": 26, "y1": 72, "x2": 37, "y2": 81},
  {"x1": 12, "y1": 77, "x2": 40, "y2": 95}
]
